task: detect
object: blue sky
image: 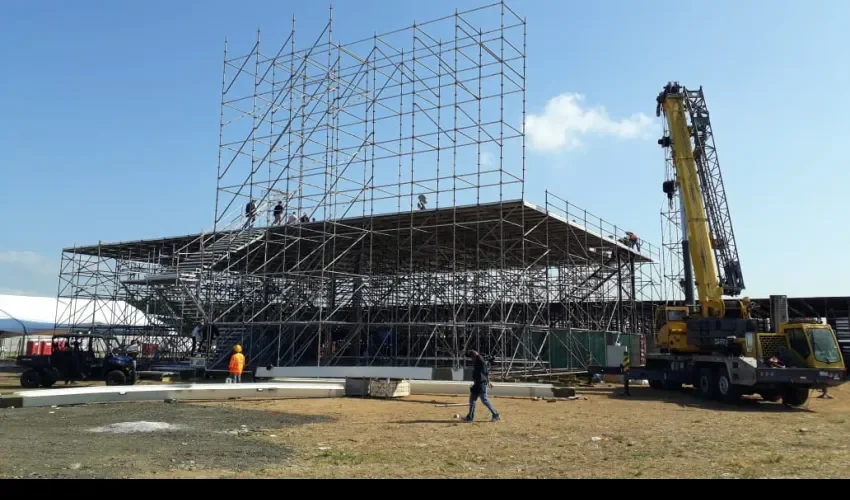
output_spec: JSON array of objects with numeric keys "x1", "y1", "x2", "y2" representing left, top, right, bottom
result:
[{"x1": 0, "y1": 0, "x2": 848, "y2": 299}]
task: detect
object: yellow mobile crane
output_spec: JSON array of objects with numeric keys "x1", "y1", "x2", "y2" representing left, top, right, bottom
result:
[{"x1": 615, "y1": 83, "x2": 845, "y2": 406}]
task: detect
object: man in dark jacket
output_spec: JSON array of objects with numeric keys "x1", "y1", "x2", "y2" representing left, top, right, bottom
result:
[{"x1": 463, "y1": 350, "x2": 500, "y2": 422}]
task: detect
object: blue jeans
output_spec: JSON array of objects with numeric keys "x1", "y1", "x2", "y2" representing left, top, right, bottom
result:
[{"x1": 467, "y1": 386, "x2": 498, "y2": 420}]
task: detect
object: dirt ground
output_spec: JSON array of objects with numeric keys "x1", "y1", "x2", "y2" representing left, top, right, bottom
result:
[{"x1": 2, "y1": 378, "x2": 850, "y2": 478}]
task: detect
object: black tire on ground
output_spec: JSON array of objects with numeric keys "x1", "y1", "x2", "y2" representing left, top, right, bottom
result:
[
  {"x1": 105, "y1": 370, "x2": 127, "y2": 386},
  {"x1": 716, "y1": 371, "x2": 740, "y2": 402},
  {"x1": 662, "y1": 379, "x2": 683, "y2": 391},
  {"x1": 760, "y1": 390, "x2": 782, "y2": 402},
  {"x1": 782, "y1": 387, "x2": 810, "y2": 407},
  {"x1": 696, "y1": 368, "x2": 717, "y2": 399},
  {"x1": 649, "y1": 380, "x2": 664, "y2": 390},
  {"x1": 661, "y1": 371, "x2": 682, "y2": 391},
  {"x1": 20, "y1": 370, "x2": 42, "y2": 389},
  {"x1": 40, "y1": 368, "x2": 59, "y2": 388},
  {"x1": 127, "y1": 373, "x2": 137, "y2": 386}
]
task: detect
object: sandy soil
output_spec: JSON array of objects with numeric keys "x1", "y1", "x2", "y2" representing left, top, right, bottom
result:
[{"x1": 2, "y1": 381, "x2": 849, "y2": 478}]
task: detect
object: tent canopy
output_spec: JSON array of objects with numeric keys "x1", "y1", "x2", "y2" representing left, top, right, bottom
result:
[{"x1": 0, "y1": 294, "x2": 154, "y2": 335}]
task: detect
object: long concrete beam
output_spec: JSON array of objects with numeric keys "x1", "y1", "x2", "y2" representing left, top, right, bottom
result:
[
  {"x1": 409, "y1": 380, "x2": 570, "y2": 398},
  {"x1": 0, "y1": 379, "x2": 573, "y2": 409},
  {"x1": 0, "y1": 382, "x2": 344, "y2": 409},
  {"x1": 269, "y1": 377, "x2": 572, "y2": 399}
]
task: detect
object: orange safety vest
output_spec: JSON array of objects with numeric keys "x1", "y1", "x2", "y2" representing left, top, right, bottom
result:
[{"x1": 228, "y1": 352, "x2": 245, "y2": 375}]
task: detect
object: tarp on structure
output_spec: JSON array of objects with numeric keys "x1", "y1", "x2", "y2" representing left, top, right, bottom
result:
[
  {"x1": 529, "y1": 329, "x2": 608, "y2": 371},
  {"x1": 529, "y1": 329, "x2": 646, "y2": 371},
  {"x1": 0, "y1": 294, "x2": 154, "y2": 334}
]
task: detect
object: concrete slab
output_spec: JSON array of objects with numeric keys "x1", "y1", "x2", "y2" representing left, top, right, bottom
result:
[
  {"x1": 270, "y1": 377, "x2": 573, "y2": 399},
  {"x1": 409, "y1": 380, "x2": 565, "y2": 398},
  {"x1": 271, "y1": 377, "x2": 345, "y2": 384},
  {"x1": 0, "y1": 377, "x2": 575, "y2": 409},
  {"x1": 1, "y1": 382, "x2": 345, "y2": 408}
]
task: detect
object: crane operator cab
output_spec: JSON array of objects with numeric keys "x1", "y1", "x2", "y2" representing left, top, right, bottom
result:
[{"x1": 771, "y1": 321, "x2": 844, "y2": 372}]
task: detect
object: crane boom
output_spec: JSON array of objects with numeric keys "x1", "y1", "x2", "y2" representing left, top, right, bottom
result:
[
  {"x1": 657, "y1": 84, "x2": 725, "y2": 317},
  {"x1": 683, "y1": 88, "x2": 745, "y2": 297}
]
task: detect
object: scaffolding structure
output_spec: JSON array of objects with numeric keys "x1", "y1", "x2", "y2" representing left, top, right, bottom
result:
[{"x1": 55, "y1": 2, "x2": 665, "y2": 377}]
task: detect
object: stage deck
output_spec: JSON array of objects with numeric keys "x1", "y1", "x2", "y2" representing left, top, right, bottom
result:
[{"x1": 64, "y1": 200, "x2": 653, "y2": 272}]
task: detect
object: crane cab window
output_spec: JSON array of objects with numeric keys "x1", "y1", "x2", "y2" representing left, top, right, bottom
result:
[
  {"x1": 786, "y1": 328, "x2": 810, "y2": 359},
  {"x1": 667, "y1": 310, "x2": 686, "y2": 322},
  {"x1": 807, "y1": 327, "x2": 841, "y2": 364}
]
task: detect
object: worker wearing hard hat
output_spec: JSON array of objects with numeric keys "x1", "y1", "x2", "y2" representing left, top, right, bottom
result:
[{"x1": 228, "y1": 345, "x2": 246, "y2": 383}]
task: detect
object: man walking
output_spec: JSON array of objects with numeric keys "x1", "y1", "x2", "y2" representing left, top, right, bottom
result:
[{"x1": 463, "y1": 350, "x2": 500, "y2": 422}]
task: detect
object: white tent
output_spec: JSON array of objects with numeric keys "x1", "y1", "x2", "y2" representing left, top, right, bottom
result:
[{"x1": 0, "y1": 294, "x2": 155, "y2": 332}]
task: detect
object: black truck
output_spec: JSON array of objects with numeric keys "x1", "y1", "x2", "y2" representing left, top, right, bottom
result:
[{"x1": 17, "y1": 333, "x2": 137, "y2": 388}]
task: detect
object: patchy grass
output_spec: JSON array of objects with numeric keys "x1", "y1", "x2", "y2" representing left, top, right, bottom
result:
[{"x1": 180, "y1": 383, "x2": 850, "y2": 478}]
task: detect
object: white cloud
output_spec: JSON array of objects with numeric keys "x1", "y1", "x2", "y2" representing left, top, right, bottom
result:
[
  {"x1": 0, "y1": 251, "x2": 56, "y2": 276},
  {"x1": 526, "y1": 93, "x2": 654, "y2": 154},
  {"x1": 480, "y1": 151, "x2": 495, "y2": 168}
]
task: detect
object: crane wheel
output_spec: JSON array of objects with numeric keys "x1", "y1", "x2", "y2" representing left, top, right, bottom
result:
[
  {"x1": 696, "y1": 369, "x2": 717, "y2": 400},
  {"x1": 781, "y1": 387, "x2": 810, "y2": 407},
  {"x1": 716, "y1": 372, "x2": 740, "y2": 402},
  {"x1": 759, "y1": 390, "x2": 781, "y2": 403},
  {"x1": 662, "y1": 372, "x2": 682, "y2": 391}
]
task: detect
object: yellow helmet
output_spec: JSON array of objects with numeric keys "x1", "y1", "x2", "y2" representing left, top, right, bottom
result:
[{"x1": 233, "y1": 344, "x2": 242, "y2": 353}]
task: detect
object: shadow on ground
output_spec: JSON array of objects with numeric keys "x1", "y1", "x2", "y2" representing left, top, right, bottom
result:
[
  {"x1": 579, "y1": 386, "x2": 814, "y2": 413},
  {"x1": 0, "y1": 401, "x2": 335, "y2": 478},
  {"x1": 389, "y1": 419, "x2": 464, "y2": 425}
]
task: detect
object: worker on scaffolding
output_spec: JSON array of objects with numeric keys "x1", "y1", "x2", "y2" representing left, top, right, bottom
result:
[
  {"x1": 244, "y1": 199, "x2": 257, "y2": 229},
  {"x1": 228, "y1": 344, "x2": 245, "y2": 383},
  {"x1": 273, "y1": 202, "x2": 284, "y2": 225},
  {"x1": 463, "y1": 350, "x2": 500, "y2": 423},
  {"x1": 621, "y1": 231, "x2": 641, "y2": 252},
  {"x1": 190, "y1": 324, "x2": 201, "y2": 356}
]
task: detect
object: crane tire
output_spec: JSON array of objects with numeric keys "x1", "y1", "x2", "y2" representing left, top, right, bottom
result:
[
  {"x1": 696, "y1": 368, "x2": 717, "y2": 400},
  {"x1": 716, "y1": 371, "x2": 740, "y2": 402},
  {"x1": 781, "y1": 387, "x2": 810, "y2": 407}
]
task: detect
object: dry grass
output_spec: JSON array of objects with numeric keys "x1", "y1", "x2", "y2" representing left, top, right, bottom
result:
[{"x1": 169, "y1": 383, "x2": 850, "y2": 479}]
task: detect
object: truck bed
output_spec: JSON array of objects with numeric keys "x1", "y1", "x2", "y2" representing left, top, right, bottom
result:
[{"x1": 15, "y1": 355, "x2": 52, "y2": 369}]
